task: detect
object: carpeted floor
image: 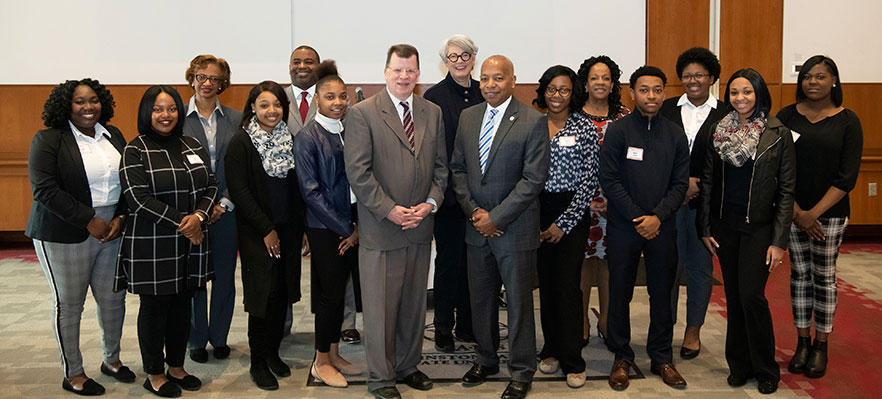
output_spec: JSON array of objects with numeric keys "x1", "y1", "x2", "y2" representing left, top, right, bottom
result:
[{"x1": 1, "y1": 240, "x2": 880, "y2": 398}]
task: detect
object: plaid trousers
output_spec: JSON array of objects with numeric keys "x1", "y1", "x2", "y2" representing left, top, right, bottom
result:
[{"x1": 788, "y1": 217, "x2": 848, "y2": 333}]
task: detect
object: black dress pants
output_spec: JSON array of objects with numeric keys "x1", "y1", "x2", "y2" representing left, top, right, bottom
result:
[
  {"x1": 606, "y1": 222, "x2": 677, "y2": 364},
  {"x1": 138, "y1": 290, "x2": 194, "y2": 375},
  {"x1": 306, "y1": 227, "x2": 356, "y2": 352},
  {"x1": 536, "y1": 191, "x2": 588, "y2": 374},
  {"x1": 432, "y1": 206, "x2": 473, "y2": 337},
  {"x1": 712, "y1": 217, "x2": 780, "y2": 382},
  {"x1": 248, "y1": 226, "x2": 291, "y2": 366}
]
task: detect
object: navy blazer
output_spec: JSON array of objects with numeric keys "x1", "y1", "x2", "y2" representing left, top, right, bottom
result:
[
  {"x1": 183, "y1": 104, "x2": 242, "y2": 202},
  {"x1": 25, "y1": 124, "x2": 128, "y2": 243},
  {"x1": 293, "y1": 120, "x2": 354, "y2": 237}
]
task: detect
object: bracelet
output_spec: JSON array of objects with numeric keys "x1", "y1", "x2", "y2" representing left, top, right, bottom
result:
[{"x1": 194, "y1": 212, "x2": 205, "y2": 223}]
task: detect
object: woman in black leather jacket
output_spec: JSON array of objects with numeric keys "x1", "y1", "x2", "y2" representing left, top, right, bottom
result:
[
  {"x1": 293, "y1": 60, "x2": 361, "y2": 388},
  {"x1": 696, "y1": 68, "x2": 795, "y2": 395}
]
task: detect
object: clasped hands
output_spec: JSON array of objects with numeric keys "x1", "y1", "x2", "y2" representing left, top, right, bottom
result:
[
  {"x1": 86, "y1": 215, "x2": 125, "y2": 243},
  {"x1": 471, "y1": 208, "x2": 503, "y2": 237},
  {"x1": 633, "y1": 214, "x2": 661, "y2": 240},
  {"x1": 387, "y1": 203, "x2": 434, "y2": 230},
  {"x1": 178, "y1": 212, "x2": 206, "y2": 245}
]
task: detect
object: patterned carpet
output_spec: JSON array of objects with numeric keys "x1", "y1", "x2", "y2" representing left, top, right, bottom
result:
[{"x1": 1, "y1": 240, "x2": 880, "y2": 398}]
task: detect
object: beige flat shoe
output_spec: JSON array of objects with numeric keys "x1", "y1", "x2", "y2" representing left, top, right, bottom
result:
[{"x1": 311, "y1": 362, "x2": 347, "y2": 388}]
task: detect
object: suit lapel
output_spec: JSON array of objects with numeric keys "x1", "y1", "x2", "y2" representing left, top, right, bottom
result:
[
  {"x1": 184, "y1": 110, "x2": 210, "y2": 149},
  {"x1": 379, "y1": 90, "x2": 413, "y2": 152},
  {"x1": 60, "y1": 126, "x2": 89, "y2": 190},
  {"x1": 286, "y1": 86, "x2": 304, "y2": 131},
  {"x1": 412, "y1": 96, "x2": 427, "y2": 155},
  {"x1": 484, "y1": 98, "x2": 519, "y2": 172}
]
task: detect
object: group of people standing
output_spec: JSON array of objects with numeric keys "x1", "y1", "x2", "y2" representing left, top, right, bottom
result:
[{"x1": 26, "y1": 32, "x2": 862, "y2": 399}]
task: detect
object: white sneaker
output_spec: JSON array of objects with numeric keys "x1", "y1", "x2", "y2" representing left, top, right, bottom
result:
[
  {"x1": 538, "y1": 358, "x2": 559, "y2": 374},
  {"x1": 566, "y1": 372, "x2": 586, "y2": 388}
]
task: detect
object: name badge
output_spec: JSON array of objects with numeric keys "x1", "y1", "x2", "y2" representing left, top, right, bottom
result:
[
  {"x1": 79, "y1": 143, "x2": 92, "y2": 154},
  {"x1": 558, "y1": 136, "x2": 576, "y2": 147},
  {"x1": 186, "y1": 154, "x2": 203, "y2": 165},
  {"x1": 626, "y1": 146, "x2": 644, "y2": 161}
]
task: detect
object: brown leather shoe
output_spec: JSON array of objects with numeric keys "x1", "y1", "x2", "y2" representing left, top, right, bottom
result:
[
  {"x1": 650, "y1": 362, "x2": 686, "y2": 388},
  {"x1": 608, "y1": 359, "x2": 630, "y2": 390}
]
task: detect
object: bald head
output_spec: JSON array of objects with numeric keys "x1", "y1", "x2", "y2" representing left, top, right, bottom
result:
[{"x1": 480, "y1": 55, "x2": 516, "y2": 107}]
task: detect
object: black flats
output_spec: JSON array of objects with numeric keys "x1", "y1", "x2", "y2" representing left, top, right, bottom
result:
[
  {"x1": 100, "y1": 363, "x2": 136, "y2": 383},
  {"x1": 143, "y1": 378, "x2": 181, "y2": 398},
  {"x1": 680, "y1": 343, "x2": 701, "y2": 359},
  {"x1": 62, "y1": 378, "x2": 105, "y2": 396},
  {"x1": 165, "y1": 372, "x2": 201, "y2": 391}
]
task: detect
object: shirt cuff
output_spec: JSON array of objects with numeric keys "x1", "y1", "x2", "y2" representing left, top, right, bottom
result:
[
  {"x1": 219, "y1": 197, "x2": 235, "y2": 212},
  {"x1": 426, "y1": 198, "x2": 438, "y2": 214}
]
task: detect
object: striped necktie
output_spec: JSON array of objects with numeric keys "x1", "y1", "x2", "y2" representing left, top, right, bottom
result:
[
  {"x1": 479, "y1": 108, "x2": 498, "y2": 174},
  {"x1": 400, "y1": 101, "x2": 414, "y2": 150}
]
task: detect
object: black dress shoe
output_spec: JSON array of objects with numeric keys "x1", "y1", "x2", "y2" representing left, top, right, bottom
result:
[
  {"x1": 758, "y1": 379, "x2": 778, "y2": 394},
  {"x1": 142, "y1": 378, "x2": 181, "y2": 398},
  {"x1": 788, "y1": 336, "x2": 811, "y2": 374},
  {"x1": 402, "y1": 370, "x2": 433, "y2": 390},
  {"x1": 100, "y1": 363, "x2": 136, "y2": 383},
  {"x1": 341, "y1": 329, "x2": 361, "y2": 344},
  {"x1": 727, "y1": 374, "x2": 749, "y2": 387},
  {"x1": 435, "y1": 331, "x2": 455, "y2": 352},
  {"x1": 462, "y1": 363, "x2": 500, "y2": 385},
  {"x1": 250, "y1": 364, "x2": 279, "y2": 391},
  {"x1": 165, "y1": 372, "x2": 201, "y2": 391},
  {"x1": 62, "y1": 378, "x2": 105, "y2": 396},
  {"x1": 213, "y1": 345, "x2": 231, "y2": 359},
  {"x1": 267, "y1": 356, "x2": 291, "y2": 377},
  {"x1": 371, "y1": 386, "x2": 402, "y2": 399},
  {"x1": 189, "y1": 348, "x2": 208, "y2": 364},
  {"x1": 454, "y1": 330, "x2": 475, "y2": 343},
  {"x1": 680, "y1": 344, "x2": 701, "y2": 359},
  {"x1": 805, "y1": 339, "x2": 828, "y2": 378},
  {"x1": 501, "y1": 380, "x2": 531, "y2": 399}
]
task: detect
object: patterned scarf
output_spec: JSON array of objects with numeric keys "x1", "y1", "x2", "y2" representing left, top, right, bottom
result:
[
  {"x1": 245, "y1": 116, "x2": 296, "y2": 178},
  {"x1": 712, "y1": 110, "x2": 766, "y2": 167}
]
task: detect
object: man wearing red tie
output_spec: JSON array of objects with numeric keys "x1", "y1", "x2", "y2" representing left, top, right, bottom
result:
[{"x1": 285, "y1": 45, "x2": 320, "y2": 136}]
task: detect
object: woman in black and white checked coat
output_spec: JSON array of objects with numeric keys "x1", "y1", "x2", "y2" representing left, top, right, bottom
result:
[{"x1": 116, "y1": 85, "x2": 217, "y2": 397}]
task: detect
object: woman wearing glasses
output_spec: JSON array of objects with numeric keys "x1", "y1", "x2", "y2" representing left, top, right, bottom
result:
[
  {"x1": 533, "y1": 65, "x2": 599, "y2": 388},
  {"x1": 182, "y1": 54, "x2": 243, "y2": 364},
  {"x1": 576, "y1": 55, "x2": 630, "y2": 347},
  {"x1": 423, "y1": 34, "x2": 482, "y2": 351},
  {"x1": 659, "y1": 47, "x2": 728, "y2": 360}
]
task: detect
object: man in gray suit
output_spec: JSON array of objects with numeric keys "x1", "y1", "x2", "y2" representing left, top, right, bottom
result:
[
  {"x1": 285, "y1": 45, "x2": 319, "y2": 136},
  {"x1": 343, "y1": 44, "x2": 448, "y2": 399},
  {"x1": 450, "y1": 55, "x2": 549, "y2": 399}
]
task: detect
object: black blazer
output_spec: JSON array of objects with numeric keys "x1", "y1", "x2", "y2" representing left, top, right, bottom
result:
[
  {"x1": 25, "y1": 124, "x2": 128, "y2": 243},
  {"x1": 659, "y1": 96, "x2": 729, "y2": 179}
]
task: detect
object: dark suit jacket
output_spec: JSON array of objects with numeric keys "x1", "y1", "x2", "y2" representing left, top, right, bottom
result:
[
  {"x1": 225, "y1": 128, "x2": 305, "y2": 316},
  {"x1": 25, "y1": 124, "x2": 128, "y2": 243},
  {"x1": 183, "y1": 104, "x2": 242, "y2": 202},
  {"x1": 449, "y1": 98, "x2": 550, "y2": 250},
  {"x1": 343, "y1": 90, "x2": 448, "y2": 250}
]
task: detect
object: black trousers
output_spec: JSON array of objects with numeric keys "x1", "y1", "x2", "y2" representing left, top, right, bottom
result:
[
  {"x1": 606, "y1": 222, "x2": 677, "y2": 364},
  {"x1": 248, "y1": 226, "x2": 291, "y2": 366},
  {"x1": 712, "y1": 217, "x2": 780, "y2": 382},
  {"x1": 138, "y1": 290, "x2": 194, "y2": 375},
  {"x1": 536, "y1": 191, "x2": 588, "y2": 374},
  {"x1": 432, "y1": 206, "x2": 473, "y2": 337},
  {"x1": 306, "y1": 227, "x2": 356, "y2": 352}
]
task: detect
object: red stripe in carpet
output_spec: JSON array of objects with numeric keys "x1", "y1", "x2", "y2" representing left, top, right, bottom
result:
[{"x1": 709, "y1": 242, "x2": 882, "y2": 399}]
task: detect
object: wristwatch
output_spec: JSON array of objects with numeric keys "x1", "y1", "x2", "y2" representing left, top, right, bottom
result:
[{"x1": 194, "y1": 212, "x2": 206, "y2": 223}]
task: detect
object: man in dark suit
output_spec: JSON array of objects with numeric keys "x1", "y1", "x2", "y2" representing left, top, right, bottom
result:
[
  {"x1": 343, "y1": 44, "x2": 448, "y2": 399},
  {"x1": 450, "y1": 55, "x2": 549, "y2": 399}
]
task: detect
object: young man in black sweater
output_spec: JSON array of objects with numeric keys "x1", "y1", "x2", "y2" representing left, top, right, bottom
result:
[{"x1": 599, "y1": 66, "x2": 690, "y2": 391}]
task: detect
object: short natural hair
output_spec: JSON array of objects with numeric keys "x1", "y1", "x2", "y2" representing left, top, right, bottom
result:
[
  {"x1": 185, "y1": 54, "x2": 232, "y2": 94},
  {"x1": 42, "y1": 78, "x2": 115, "y2": 129},
  {"x1": 629, "y1": 65, "x2": 667, "y2": 88},
  {"x1": 292, "y1": 45, "x2": 320, "y2": 62},
  {"x1": 675, "y1": 47, "x2": 721, "y2": 84},
  {"x1": 386, "y1": 44, "x2": 420, "y2": 69},
  {"x1": 439, "y1": 34, "x2": 478, "y2": 61}
]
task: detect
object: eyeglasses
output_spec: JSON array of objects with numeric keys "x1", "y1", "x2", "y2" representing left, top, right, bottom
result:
[
  {"x1": 388, "y1": 68, "x2": 418, "y2": 77},
  {"x1": 446, "y1": 52, "x2": 472, "y2": 62},
  {"x1": 681, "y1": 73, "x2": 709, "y2": 81},
  {"x1": 545, "y1": 87, "x2": 572, "y2": 97},
  {"x1": 195, "y1": 74, "x2": 223, "y2": 84}
]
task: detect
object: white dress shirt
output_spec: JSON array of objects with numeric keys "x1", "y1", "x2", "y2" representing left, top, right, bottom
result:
[
  {"x1": 187, "y1": 96, "x2": 224, "y2": 170},
  {"x1": 386, "y1": 88, "x2": 414, "y2": 124},
  {"x1": 69, "y1": 121, "x2": 121, "y2": 207},
  {"x1": 677, "y1": 93, "x2": 718, "y2": 153},
  {"x1": 291, "y1": 84, "x2": 315, "y2": 107}
]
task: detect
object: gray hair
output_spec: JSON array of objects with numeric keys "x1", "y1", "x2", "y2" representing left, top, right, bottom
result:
[{"x1": 439, "y1": 34, "x2": 478, "y2": 61}]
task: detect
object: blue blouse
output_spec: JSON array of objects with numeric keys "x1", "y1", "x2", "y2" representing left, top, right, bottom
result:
[{"x1": 545, "y1": 111, "x2": 600, "y2": 233}]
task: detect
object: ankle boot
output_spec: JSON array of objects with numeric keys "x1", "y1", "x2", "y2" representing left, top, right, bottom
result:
[
  {"x1": 788, "y1": 336, "x2": 812, "y2": 374},
  {"x1": 804, "y1": 339, "x2": 827, "y2": 378}
]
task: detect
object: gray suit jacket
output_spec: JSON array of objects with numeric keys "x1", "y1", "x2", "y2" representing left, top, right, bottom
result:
[
  {"x1": 450, "y1": 98, "x2": 549, "y2": 250},
  {"x1": 183, "y1": 104, "x2": 242, "y2": 203},
  {"x1": 285, "y1": 85, "x2": 317, "y2": 136},
  {"x1": 344, "y1": 90, "x2": 448, "y2": 250}
]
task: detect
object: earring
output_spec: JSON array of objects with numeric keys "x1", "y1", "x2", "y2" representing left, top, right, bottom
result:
[{"x1": 833, "y1": 84, "x2": 836, "y2": 87}]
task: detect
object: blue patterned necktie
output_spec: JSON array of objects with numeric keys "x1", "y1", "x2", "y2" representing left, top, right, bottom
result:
[{"x1": 479, "y1": 108, "x2": 498, "y2": 174}]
